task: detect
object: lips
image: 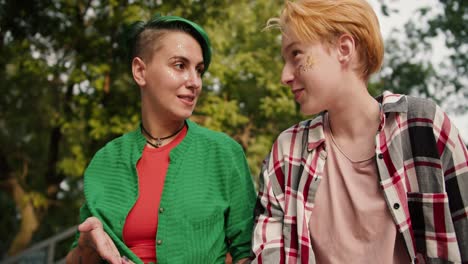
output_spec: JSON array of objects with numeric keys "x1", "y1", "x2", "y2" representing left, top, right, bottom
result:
[
  {"x1": 292, "y1": 88, "x2": 305, "y2": 101},
  {"x1": 177, "y1": 94, "x2": 196, "y2": 105}
]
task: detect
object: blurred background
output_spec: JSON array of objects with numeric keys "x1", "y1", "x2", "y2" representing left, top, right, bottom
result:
[{"x1": 0, "y1": 0, "x2": 466, "y2": 263}]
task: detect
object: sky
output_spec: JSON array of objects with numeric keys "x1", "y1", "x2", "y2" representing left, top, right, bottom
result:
[{"x1": 368, "y1": 0, "x2": 468, "y2": 143}]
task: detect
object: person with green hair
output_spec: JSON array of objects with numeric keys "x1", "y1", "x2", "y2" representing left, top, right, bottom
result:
[{"x1": 66, "y1": 15, "x2": 255, "y2": 264}]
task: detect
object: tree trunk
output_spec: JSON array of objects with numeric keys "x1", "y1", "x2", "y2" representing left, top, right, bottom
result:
[
  {"x1": 45, "y1": 126, "x2": 62, "y2": 190},
  {"x1": 236, "y1": 121, "x2": 253, "y2": 150},
  {"x1": 7, "y1": 177, "x2": 40, "y2": 256}
]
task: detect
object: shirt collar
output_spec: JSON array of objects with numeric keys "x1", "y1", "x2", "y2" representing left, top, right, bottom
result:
[
  {"x1": 306, "y1": 113, "x2": 327, "y2": 151},
  {"x1": 377, "y1": 91, "x2": 408, "y2": 114},
  {"x1": 306, "y1": 91, "x2": 407, "y2": 151}
]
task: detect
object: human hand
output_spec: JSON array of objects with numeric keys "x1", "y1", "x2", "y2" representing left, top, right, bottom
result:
[
  {"x1": 236, "y1": 258, "x2": 251, "y2": 264},
  {"x1": 78, "y1": 217, "x2": 132, "y2": 264}
]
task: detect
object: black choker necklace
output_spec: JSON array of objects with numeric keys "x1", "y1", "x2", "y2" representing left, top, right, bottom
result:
[{"x1": 141, "y1": 121, "x2": 186, "y2": 148}]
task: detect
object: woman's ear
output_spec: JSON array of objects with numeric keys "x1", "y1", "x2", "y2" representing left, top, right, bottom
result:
[
  {"x1": 337, "y1": 34, "x2": 355, "y2": 64},
  {"x1": 132, "y1": 57, "x2": 147, "y2": 86}
]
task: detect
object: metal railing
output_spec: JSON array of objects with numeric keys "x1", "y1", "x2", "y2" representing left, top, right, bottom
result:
[{"x1": 1, "y1": 226, "x2": 77, "y2": 264}]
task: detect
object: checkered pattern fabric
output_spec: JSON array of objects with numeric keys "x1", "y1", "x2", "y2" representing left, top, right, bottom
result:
[{"x1": 252, "y1": 92, "x2": 468, "y2": 264}]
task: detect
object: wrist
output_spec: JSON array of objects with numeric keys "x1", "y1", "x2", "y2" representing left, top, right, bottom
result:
[
  {"x1": 77, "y1": 236, "x2": 93, "y2": 251},
  {"x1": 76, "y1": 237, "x2": 100, "y2": 260}
]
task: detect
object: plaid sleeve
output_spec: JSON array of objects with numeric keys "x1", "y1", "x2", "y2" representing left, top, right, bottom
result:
[
  {"x1": 433, "y1": 105, "x2": 468, "y2": 261},
  {"x1": 226, "y1": 143, "x2": 257, "y2": 263},
  {"x1": 251, "y1": 142, "x2": 285, "y2": 263}
]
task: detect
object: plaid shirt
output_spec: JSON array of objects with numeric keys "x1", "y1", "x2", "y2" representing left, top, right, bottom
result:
[{"x1": 252, "y1": 92, "x2": 468, "y2": 264}]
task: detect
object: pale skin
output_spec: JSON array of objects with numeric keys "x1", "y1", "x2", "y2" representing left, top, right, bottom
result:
[
  {"x1": 65, "y1": 217, "x2": 133, "y2": 264},
  {"x1": 66, "y1": 31, "x2": 249, "y2": 264},
  {"x1": 66, "y1": 217, "x2": 249, "y2": 264},
  {"x1": 132, "y1": 32, "x2": 204, "y2": 147},
  {"x1": 281, "y1": 30, "x2": 381, "y2": 160}
]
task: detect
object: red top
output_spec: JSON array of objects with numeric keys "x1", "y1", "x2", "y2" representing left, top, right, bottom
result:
[{"x1": 123, "y1": 125, "x2": 187, "y2": 263}]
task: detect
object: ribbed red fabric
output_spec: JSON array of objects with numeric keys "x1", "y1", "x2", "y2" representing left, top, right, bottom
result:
[{"x1": 123, "y1": 126, "x2": 187, "y2": 263}]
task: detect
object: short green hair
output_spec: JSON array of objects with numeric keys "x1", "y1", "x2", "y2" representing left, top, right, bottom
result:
[{"x1": 124, "y1": 15, "x2": 212, "y2": 73}]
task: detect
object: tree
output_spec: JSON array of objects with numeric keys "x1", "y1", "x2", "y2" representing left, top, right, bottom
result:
[
  {"x1": 1, "y1": 0, "x2": 466, "y2": 258},
  {"x1": 0, "y1": 0, "x2": 297, "y2": 257},
  {"x1": 376, "y1": 0, "x2": 468, "y2": 113}
]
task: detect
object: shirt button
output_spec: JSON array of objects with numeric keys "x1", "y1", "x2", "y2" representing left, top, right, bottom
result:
[
  {"x1": 157, "y1": 239, "x2": 163, "y2": 245},
  {"x1": 378, "y1": 153, "x2": 384, "y2": 159},
  {"x1": 393, "y1": 203, "x2": 400, "y2": 209},
  {"x1": 159, "y1": 207, "x2": 164, "y2": 213}
]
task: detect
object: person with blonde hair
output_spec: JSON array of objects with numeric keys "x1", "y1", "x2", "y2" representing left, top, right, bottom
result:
[{"x1": 251, "y1": 0, "x2": 468, "y2": 263}]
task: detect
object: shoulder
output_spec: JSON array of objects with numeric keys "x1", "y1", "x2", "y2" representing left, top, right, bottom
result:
[
  {"x1": 86, "y1": 128, "x2": 141, "y2": 172},
  {"x1": 405, "y1": 95, "x2": 438, "y2": 118},
  {"x1": 275, "y1": 115, "x2": 323, "y2": 149},
  {"x1": 93, "y1": 129, "x2": 139, "y2": 159},
  {"x1": 399, "y1": 94, "x2": 450, "y2": 131},
  {"x1": 188, "y1": 120, "x2": 244, "y2": 153},
  {"x1": 262, "y1": 116, "x2": 323, "y2": 172},
  {"x1": 381, "y1": 91, "x2": 441, "y2": 123},
  {"x1": 404, "y1": 95, "x2": 459, "y2": 138},
  {"x1": 260, "y1": 116, "x2": 322, "y2": 175},
  {"x1": 385, "y1": 93, "x2": 457, "y2": 143}
]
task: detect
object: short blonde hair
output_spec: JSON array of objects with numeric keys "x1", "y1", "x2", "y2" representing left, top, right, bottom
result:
[{"x1": 268, "y1": 0, "x2": 384, "y2": 80}]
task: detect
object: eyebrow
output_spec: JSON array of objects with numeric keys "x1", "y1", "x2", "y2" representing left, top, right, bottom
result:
[
  {"x1": 170, "y1": 55, "x2": 204, "y2": 67},
  {"x1": 281, "y1": 41, "x2": 298, "y2": 59}
]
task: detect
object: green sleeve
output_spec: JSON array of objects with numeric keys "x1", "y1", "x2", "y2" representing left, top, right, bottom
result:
[
  {"x1": 226, "y1": 143, "x2": 256, "y2": 262},
  {"x1": 70, "y1": 202, "x2": 92, "y2": 250}
]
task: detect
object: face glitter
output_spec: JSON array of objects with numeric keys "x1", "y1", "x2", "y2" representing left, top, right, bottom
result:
[
  {"x1": 300, "y1": 55, "x2": 316, "y2": 72},
  {"x1": 182, "y1": 72, "x2": 189, "y2": 81},
  {"x1": 166, "y1": 69, "x2": 178, "y2": 80}
]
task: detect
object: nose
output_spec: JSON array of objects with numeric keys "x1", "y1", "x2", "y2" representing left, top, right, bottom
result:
[
  {"x1": 281, "y1": 64, "x2": 294, "y2": 87},
  {"x1": 186, "y1": 69, "x2": 202, "y2": 90}
]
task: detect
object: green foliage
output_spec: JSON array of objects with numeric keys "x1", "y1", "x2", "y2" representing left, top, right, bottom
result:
[
  {"x1": 378, "y1": 0, "x2": 467, "y2": 112},
  {"x1": 23, "y1": 192, "x2": 49, "y2": 211},
  {"x1": 0, "y1": 0, "x2": 294, "y2": 256},
  {"x1": 0, "y1": 0, "x2": 466, "y2": 257},
  {"x1": 196, "y1": 93, "x2": 249, "y2": 132},
  {"x1": 57, "y1": 145, "x2": 87, "y2": 178}
]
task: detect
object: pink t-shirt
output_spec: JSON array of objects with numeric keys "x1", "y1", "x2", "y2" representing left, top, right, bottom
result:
[{"x1": 309, "y1": 114, "x2": 409, "y2": 263}]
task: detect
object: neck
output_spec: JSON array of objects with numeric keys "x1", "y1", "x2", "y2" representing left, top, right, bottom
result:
[
  {"x1": 140, "y1": 98, "x2": 186, "y2": 135},
  {"x1": 141, "y1": 110, "x2": 186, "y2": 147},
  {"x1": 327, "y1": 82, "x2": 380, "y2": 140}
]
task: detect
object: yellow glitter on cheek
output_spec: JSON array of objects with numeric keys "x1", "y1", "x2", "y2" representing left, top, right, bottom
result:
[
  {"x1": 296, "y1": 55, "x2": 317, "y2": 75},
  {"x1": 302, "y1": 55, "x2": 316, "y2": 71}
]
